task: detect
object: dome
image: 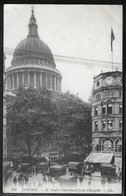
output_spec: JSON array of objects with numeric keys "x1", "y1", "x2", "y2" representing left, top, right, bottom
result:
[
  {"x1": 12, "y1": 36, "x2": 55, "y2": 63},
  {"x1": 11, "y1": 8, "x2": 55, "y2": 66}
]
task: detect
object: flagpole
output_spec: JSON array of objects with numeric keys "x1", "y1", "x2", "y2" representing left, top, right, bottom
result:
[{"x1": 112, "y1": 48, "x2": 113, "y2": 71}]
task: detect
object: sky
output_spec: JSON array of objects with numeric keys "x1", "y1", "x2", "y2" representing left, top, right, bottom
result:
[{"x1": 4, "y1": 4, "x2": 122, "y2": 102}]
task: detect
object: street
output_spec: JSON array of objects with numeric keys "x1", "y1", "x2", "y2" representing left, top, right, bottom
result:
[{"x1": 3, "y1": 170, "x2": 122, "y2": 194}]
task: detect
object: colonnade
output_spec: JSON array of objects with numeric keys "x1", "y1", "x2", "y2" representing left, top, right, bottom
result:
[{"x1": 6, "y1": 71, "x2": 61, "y2": 92}]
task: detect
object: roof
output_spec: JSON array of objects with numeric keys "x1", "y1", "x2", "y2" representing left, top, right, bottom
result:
[{"x1": 12, "y1": 37, "x2": 55, "y2": 63}]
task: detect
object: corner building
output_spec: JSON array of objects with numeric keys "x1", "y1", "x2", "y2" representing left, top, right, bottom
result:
[
  {"x1": 6, "y1": 9, "x2": 62, "y2": 92},
  {"x1": 85, "y1": 71, "x2": 122, "y2": 169}
]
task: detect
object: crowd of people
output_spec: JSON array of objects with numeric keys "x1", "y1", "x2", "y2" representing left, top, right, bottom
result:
[{"x1": 12, "y1": 161, "x2": 122, "y2": 189}]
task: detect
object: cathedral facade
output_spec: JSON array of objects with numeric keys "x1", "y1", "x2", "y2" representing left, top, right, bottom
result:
[{"x1": 6, "y1": 9, "x2": 62, "y2": 92}]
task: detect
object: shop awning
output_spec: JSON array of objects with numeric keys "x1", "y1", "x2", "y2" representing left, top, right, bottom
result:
[
  {"x1": 84, "y1": 152, "x2": 102, "y2": 163},
  {"x1": 98, "y1": 153, "x2": 113, "y2": 164},
  {"x1": 84, "y1": 152, "x2": 113, "y2": 164}
]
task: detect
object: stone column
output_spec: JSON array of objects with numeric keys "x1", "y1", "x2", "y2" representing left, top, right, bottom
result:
[
  {"x1": 12, "y1": 74, "x2": 14, "y2": 90},
  {"x1": 54, "y1": 76, "x2": 56, "y2": 91},
  {"x1": 9, "y1": 76, "x2": 11, "y2": 90},
  {"x1": 22, "y1": 72, "x2": 24, "y2": 86},
  {"x1": 34, "y1": 72, "x2": 36, "y2": 88},
  {"x1": 50, "y1": 75, "x2": 52, "y2": 89},
  {"x1": 17, "y1": 73, "x2": 19, "y2": 89},
  {"x1": 59, "y1": 80, "x2": 61, "y2": 92},
  {"x1": 45, "y1": 74, "x2": 48, "y2": 87},
  {"x1": 28, "y1": 73, "x2": 30, "y2": 87},
  {"x1": 57, "y1": 78, "x2": 59, "y2": 92},
  {"x1": 40, "y1": 73, "x2": 42, "y2": 87}
]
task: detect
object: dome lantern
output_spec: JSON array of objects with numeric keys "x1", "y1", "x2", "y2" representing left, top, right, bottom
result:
[{"x1": 28, "y1": 7, "x2": 39, "y2": 38}]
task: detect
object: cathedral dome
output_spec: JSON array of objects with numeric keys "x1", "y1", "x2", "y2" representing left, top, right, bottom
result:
[
  {"x1": 12, "y1": 36, "x2": 55, "y2": 62},
  {"x1": 11, "y1": 8, "x2": 55, "y2": 66}
]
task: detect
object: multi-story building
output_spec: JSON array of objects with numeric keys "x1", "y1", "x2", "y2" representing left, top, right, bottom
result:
[
  {"x1": 85, "y1": 71, "x2": 122, "y2": 169},
  {"x1": 6, "y1": 8, "x2": 62, "y2": 92}
]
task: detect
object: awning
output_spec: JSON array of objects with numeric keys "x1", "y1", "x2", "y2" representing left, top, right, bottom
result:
[
  {"x1": 98, "y1": 153, "x2": 113, "y2": 164},
  {"x1": 84, "y1": 152, "x2": 113, "y2": 164},
  {"x1": 84, "y1": 152, "x2": 101, "y2": 163}
]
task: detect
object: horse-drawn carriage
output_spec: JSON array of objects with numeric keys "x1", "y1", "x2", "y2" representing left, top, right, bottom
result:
[{"x1": 100, "y1": 164, "x2": 118, "y2": 181}]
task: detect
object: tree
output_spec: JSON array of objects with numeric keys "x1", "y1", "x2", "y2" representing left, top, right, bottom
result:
[
  {"x1": 53, "y1": 91, "x2": 92, "y2": 160},
  {"x1": 7, "y1": 87, "x2": 59, "y2": 163}
]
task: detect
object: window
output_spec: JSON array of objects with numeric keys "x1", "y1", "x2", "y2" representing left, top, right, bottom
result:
[
  {"x1": 96, "y1": 94, "x2": 101, "y2": 101},
  {"x1": 96, "y1": 81, "x2": 99, "y2": 86},
  {"x1": 119, "y1": 91, "x2": 121, "y2": 97},
  {"x1": 94, "y1": 121, "x2": 98, "y2": 131},
  {"x1": 94, "y1": 107, "x2": 98, "y2": 116},
  {"x1": 102, "y1": 121, "x2": 106, "y2": 130},
  {"x1": 108, "y1": 92, "x2": 112, "y2": 97},
  {"x1": 107, "y1": 120, "x2": 113, "y2": 130},
  {"x1": 105, "y1": 93, "x2": 108, "y2": 98},
  {"x1": 115, "y1": 140, "x2": 122, "y2": 152},
  {"x1": 119, "y1": 105, "x2": 122, "y2": 114},
  {"x1": 107, "y1": 103, "x2": 112, "y2": 114},
  {"x1": 102, "y1": 105, "x2": 106, "y2": 114},
  {"x1": 119, "y1": 120, "x2": 122, "y2": 129}
]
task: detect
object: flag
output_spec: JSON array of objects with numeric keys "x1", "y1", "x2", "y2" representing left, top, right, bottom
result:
[{"x1": 111, "y1": 28, "x2": 115, "y2": 51}]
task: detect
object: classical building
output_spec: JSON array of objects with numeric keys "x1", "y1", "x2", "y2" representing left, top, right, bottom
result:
[
  {"x1": 6, "y1": 8, "x2": 62, "y2": 92},
  {"x1": 85, "y1": 71, "x2": 122, "y2": 169}
]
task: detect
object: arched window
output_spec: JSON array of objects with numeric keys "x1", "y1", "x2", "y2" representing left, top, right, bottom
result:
[
  {"x1": 103, "y1": 140, "x2": 113, "y2": 151},
  {"x1": 107, "y1": 120, "x2": 113, "y2": 130},
  {"x1": 102, "y1": 105, "x2": 106, "y2": 114},
  {"x1": 119, "y1": 105, "x2": 122, "y2": 114},
  {"x1": 107, "y1": 100, "x2": 112, "y2": 114},
  {"x1": 102, "y1": 121, "x2": 106, "y2": 130},
  {"x1": 94, "y1": 107, "x2": 98, "y2": 116},
  {"x1": 94, "y1": 121, "x2": 98, "y2": 131},
  {"x1": 119, "y1": 120, "x2": 122, "y2": 129},
  {"x1": 101, "y1": 101, "x2": 106, "y2": 114},
  {"x1": 115, "y1": 139, "x2": 122, "y2": 152}
]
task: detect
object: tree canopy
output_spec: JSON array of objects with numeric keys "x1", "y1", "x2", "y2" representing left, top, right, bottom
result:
[{"x1": 7, "y1": 88, "x2": 92, "y2": 162}]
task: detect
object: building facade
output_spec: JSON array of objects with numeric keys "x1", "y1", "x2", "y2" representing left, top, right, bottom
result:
[
  {"x1": 6, "y1": 9, "x2": 62, "y2": 92},
  {"x1": 91, "y1": 71, "x2": 122, "y2": 167},
  {"x1": 3, "y1": 53, "x2": 7, "y2": 160}
]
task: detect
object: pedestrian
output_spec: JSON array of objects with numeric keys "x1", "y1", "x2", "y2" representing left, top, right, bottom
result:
[
  {"x1": 38, "y1": 181, "x2": 42, "y2": 187},
  {"x1": 20, "y1": 178, "x2": 24, "y2": 187},
  {"x1": 28, "y1": 182, "x2": 31, "y2": 187},
  {"x1": 101, "y1": 176, "x2": 105, "y2": 186},
  {"x1": 88, "y1": 177, "x2": 92, "y2": 186},
  {"x1": 33, "y1": 169, "x2": 35, "y2": 175},
  {"x1": 13, "y1": 176, "x2": 17, "y2": 187},
  {"x1": 43, "y1": 174, "x2": 47, "y2": 184},
  {"x1": 36, "y1": 167, "x2": 38, "y2": 175},
  {"x1": 33, "y1": 182, "x2": 36, "y2": 187},
  {"x1": 48, "y1": 176, "x2": 52, "y2": 183},
  {"x1": 79, "y1": 175, "x2": 83, "y2": 186},
  {"x1": 25, "y1": 176, "x2": 29, "y2": 185},
  {"x1": 90, "y1": 165, "x2": 95, "y2": 173},
  {"x1": 107, "y1": 176, "x2": 111, "y2": 186},
  {"x1": 86, "y1": 163, "x2": 90, "y2": 170},
  {"x1": 118, "y1": 169, "x2": 122, "y2": 182}
]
